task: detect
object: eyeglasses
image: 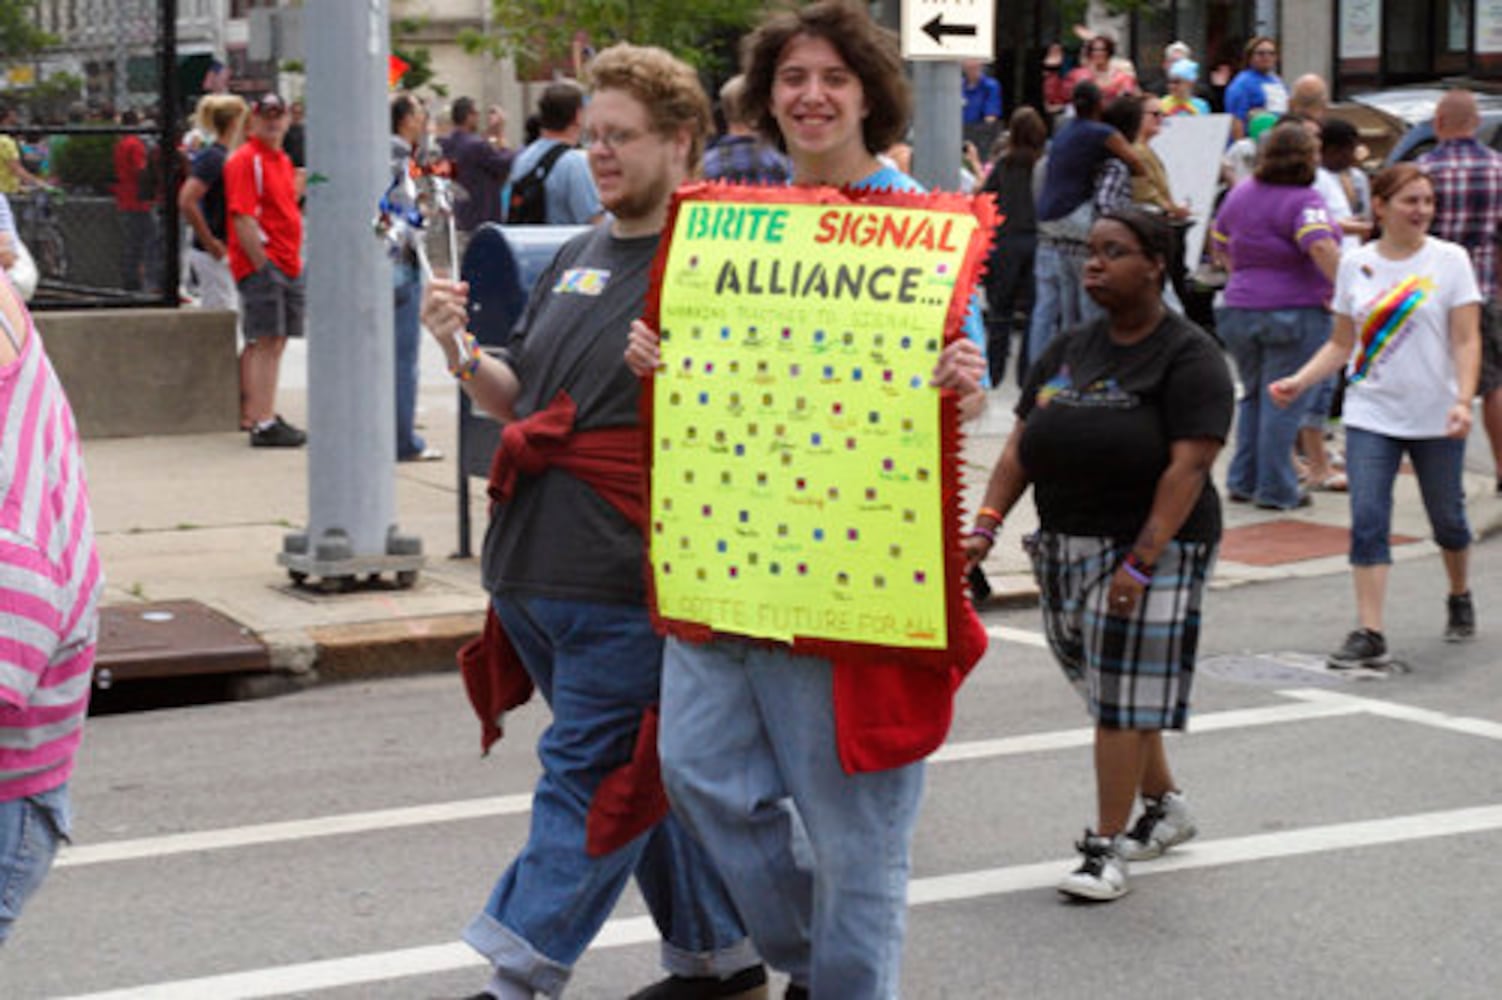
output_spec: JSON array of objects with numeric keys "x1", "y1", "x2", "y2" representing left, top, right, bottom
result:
[
  {"x1": 1086, "y1": 242, "x2": 1148, "y2": 263},
  {"x1": 1252, "y1": 48, "x2": 1277, "y2": 56},
  {"x1": 580, "y1": 127, "x2": 645, "y2": 151}
]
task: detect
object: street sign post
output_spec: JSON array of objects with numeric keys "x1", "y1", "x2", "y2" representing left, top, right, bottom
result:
[{"x1": 900, "y1": 0, "x2": 995, "y2": 62}]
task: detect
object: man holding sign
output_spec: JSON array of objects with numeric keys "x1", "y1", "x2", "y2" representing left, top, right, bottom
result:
[
  {"x1": 625, "y1": 3, "x2": 987, "y2": 996},
  {"x1": 423, "y1": 44, "x2": 761, "y2": 1000}
]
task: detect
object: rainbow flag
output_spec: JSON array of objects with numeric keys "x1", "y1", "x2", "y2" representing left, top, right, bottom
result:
[{"x1": 1350, "y1": 275, "x2": 1430, "y2": 384}]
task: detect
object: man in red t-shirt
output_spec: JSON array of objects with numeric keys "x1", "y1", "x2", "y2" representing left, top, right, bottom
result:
[
  {"x1": 113, "y1": 109, "x2": 160, "y2": 293},
  {"x1": 224, "y1": 93, "x2": 306, "y2": 447}
]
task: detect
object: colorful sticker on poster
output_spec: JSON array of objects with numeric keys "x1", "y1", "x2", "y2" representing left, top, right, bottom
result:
[{"x1": 641, "y1": 183, "x2": 994, "y2": 658}]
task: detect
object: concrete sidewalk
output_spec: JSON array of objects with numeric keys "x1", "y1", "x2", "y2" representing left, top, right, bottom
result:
[{"x1": 83, "y1": 340, "x2": 1502, "y2": 683}]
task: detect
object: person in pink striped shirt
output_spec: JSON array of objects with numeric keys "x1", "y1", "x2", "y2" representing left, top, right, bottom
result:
[{"x1": 0, "y1": 271, "x2": 102, "y2": 944}]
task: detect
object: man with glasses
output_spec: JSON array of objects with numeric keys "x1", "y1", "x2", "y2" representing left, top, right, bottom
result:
[
  {"x1": 501, "y1": 81, "x2": 603, "y2": 226},
  {"x1": 421, "y1": 45, "x2": 762, "y2": 1000},
  {"x1": 1225, "y1": 37, "x2": 1289, "y2": 139}
]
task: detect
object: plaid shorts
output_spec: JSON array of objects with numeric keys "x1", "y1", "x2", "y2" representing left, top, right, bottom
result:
[{"x1": 1026, "y1": 532, "x2": 1216, "y2": 731}]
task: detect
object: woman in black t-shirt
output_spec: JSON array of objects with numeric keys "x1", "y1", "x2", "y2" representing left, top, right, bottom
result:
[{"x1": 964, "y1": 208, "x2": 1233, "y2": 903}]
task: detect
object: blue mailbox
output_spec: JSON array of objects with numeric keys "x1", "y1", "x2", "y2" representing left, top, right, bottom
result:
[{"x1": 454, "y1": 223, "x2": 590, "y2": 557}]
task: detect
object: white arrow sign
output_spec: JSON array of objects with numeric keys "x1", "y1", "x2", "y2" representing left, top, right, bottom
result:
[{"x1": 901, "y1": 0, "x2": 995, "y2": 62}]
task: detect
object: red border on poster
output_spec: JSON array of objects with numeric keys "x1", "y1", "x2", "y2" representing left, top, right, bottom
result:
[{"x1": 636, "y1": 180, "x2": 998, "y2": 672}]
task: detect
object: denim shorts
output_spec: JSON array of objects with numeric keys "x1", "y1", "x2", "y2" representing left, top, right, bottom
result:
[{"x1": 0, "y1": 784, "x2": 71, "y2": 945}]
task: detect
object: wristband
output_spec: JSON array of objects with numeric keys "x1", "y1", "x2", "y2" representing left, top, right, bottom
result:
[
  {"x1": 976, "y1": 506, "x2": 1004, "y2": 526},
  {"x1": 968, "y1": 525, "x2": 996, "y2": 545},
  {"x1": 1121, "y1": 551, "x2": 1154, "y2": 586},
  {"x1": 449, "y1": 333, "x2": 482, "y2": 381}
]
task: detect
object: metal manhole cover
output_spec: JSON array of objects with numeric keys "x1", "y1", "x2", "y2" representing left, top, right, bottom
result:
[{"x1": 1199, "y1": 651, "x2": 1405, "y2": 687}]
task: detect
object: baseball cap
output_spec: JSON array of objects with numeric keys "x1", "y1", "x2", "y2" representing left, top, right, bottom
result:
[
  {"x1": 1168, "y1": 58, "x2": 1199, "y2": 82},
  {"x1": 252, "y1": 93, "x2": 287, "y2": 116}
]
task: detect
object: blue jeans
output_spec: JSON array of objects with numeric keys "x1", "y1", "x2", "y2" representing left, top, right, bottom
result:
[
  {"x1": 1345, "y1": 427, "x2": 1471, "y2": 565},
  {"x1": 659, "y1": 638, "x2": 925, "y2": 999},
  {"x1": 1027, "y1": 241, "x2": 1103, "y2": 366},
  {"x1": 393, "y1": 261, "x2": 426, "y2": 458},
  {"x1": 0, "y1": 784, "x2": 70, "y2": 946},
  {"x1": 463, "y1": 596, "x2": 754, "y2": 997},
  {"x1": 1218, "y1": 306, "x2": 1329, "y2": 508}
]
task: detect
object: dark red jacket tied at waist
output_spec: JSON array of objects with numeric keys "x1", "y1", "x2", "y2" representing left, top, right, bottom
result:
[{"x1": 457, "y1": 390, "x2": 660, "y2": 856}]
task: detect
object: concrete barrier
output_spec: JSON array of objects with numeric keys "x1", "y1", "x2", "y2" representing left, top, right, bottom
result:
[{"x1": 36, "y1": 307, "x2": 239, "y2": 438}]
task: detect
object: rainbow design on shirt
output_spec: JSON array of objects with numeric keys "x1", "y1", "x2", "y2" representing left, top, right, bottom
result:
[
  {"x1": 1350, "y1": 275, "x2": 1431, "y2": 384},
  {"x1": 1035, "y1": 364, "x2": 1072, "y2": 408}
]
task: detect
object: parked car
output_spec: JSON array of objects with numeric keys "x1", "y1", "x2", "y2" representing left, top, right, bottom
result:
[{"x1": 1327, "y1": 86, "x2": 1502, "y2": 168}]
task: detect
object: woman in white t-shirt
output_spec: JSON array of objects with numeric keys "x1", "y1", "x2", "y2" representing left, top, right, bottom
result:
[{"x1": 1271, "y1": 163, "x2": 1482, "y2": 670}]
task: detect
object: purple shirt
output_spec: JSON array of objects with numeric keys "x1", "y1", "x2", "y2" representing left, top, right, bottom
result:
[{"x1": 1211, "y1": 179, "x2": 1339, "y2": 309}]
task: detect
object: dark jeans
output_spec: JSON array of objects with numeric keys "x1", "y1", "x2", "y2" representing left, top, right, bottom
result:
[
  {"x1": 119, "y1": 209, "x2": 160, "y2": 293},
  {"x1": 984, "y1": 233, "x2": 1036, "y2": 387}
]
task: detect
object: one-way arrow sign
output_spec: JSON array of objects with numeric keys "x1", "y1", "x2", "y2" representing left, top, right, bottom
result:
[
  {"x1": 922, "y1": 13, "x2": 977, "y2": 45},
  {"x1": 901, "y1": 1, "x2": 994, "y2": 61}
]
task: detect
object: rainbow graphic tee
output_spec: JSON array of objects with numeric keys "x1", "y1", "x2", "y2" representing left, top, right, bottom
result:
[{"x1": 1350, "y1": 275, "x2": 1432, "y2": 384}]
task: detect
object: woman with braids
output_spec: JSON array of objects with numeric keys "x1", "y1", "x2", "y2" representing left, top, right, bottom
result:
[{"x1": 964, "y1": 208, "x2": 1233, "y2": 902}]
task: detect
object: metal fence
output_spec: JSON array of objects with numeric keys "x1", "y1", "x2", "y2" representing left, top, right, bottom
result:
[{"x1": 1, "y1": 0, "x2": 180, "y2": 309}]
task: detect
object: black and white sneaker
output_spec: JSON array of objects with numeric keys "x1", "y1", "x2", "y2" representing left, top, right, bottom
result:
[
  {"x1": 250, "y1": 415, "x2": 307, "y2": 448},
  {"x1": 1327, "y1": 628, "x2": 1390, "y2": 670},
  {"x1": 1058, "y1": 830, "x2": 1128, "y2": 901},
  {"x1": 1444, "y1": 592, "x2": 1475, "y2": 643},
  {"x1": 1117, "y1": 791, "x2": 1198, "y2": 861}
]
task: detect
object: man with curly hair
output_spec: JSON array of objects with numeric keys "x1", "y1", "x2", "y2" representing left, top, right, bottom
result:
[{"x1": 625, "y1": 3, "x2": 987, "y2": 996}]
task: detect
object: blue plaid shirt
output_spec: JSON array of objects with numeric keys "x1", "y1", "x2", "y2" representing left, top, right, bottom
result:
[
  {"x1": 702, "y1": 134, "x2": 792, "y2": 186},
  {"x1": 1419, "y1": 138, "x2": 1502, "y2": 299}
]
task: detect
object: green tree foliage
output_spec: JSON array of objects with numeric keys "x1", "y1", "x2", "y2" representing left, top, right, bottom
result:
[
  {"x1": 392, "y1": 16, "x2": 448, "y2": 97},
  {"x1": 0, "y1": 0, "x2": 55, "y2": 57},
  {"x1": 461, "y1": 0, "x2": 768, "y2": 79}
]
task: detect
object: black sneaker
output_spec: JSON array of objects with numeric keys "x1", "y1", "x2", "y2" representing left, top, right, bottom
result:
[
  {"x1": 626, "y1": 965, "x2": 768, "y2": 1000},
  {"x1": 250, "y1": 415, "x2": 306, "y2": 448},
  {"x1": 1444, "y1": 592, "x2": 1476, "y2": 643},
  {"x1": 1327, "y1": 628, "x2": 1390, "y2": 670},
  {"x1": 785, "y1": 986, "x2": 808, "y2": 1000}
]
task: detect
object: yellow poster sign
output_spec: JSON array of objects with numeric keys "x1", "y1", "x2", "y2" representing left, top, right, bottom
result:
[{"x1": 645, "y1": 186, "x2": 990, "y2": 652}]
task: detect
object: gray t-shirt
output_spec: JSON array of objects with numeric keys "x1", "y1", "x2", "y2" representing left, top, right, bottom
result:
[{"x1": 482, "y1": 224, "x2": 658, "y2": 604}]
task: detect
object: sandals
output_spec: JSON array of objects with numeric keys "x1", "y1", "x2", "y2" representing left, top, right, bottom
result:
[{"x1": 1310, "y1": 472, "x2": 1347, "y2": 493}]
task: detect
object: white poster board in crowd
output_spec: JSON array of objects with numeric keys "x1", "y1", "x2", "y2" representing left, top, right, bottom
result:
[{"x1": 1150, "y1": 113, "x2": 1234, "y2": 272}]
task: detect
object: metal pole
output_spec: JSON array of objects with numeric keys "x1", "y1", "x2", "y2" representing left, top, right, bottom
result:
[
  {"x1": 281, "y1": 0, "x2": 424, "y2": 590},
  {"x1": 910, "y1": 61, "x2": 962, "y2": 193}
]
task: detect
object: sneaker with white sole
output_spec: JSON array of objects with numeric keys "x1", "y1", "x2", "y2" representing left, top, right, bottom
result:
[
  {"x1": 1444, "y1": 592, "x2": 1475, "y2": 643},
  {"x1": 1327, "y1": 628, "x2": 1390, "y2": 670},
  {"x1": 1057, "y1": 830, "x2": 1128, "y2": 901},
  {"x1": 1117, "y1": 790, "x2": 1198, "y2": 861}
]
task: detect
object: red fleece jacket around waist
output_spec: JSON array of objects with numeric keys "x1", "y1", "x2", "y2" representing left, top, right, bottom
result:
[{"x1": 459, "y1": 390, "x2": 661, "y2": 856}]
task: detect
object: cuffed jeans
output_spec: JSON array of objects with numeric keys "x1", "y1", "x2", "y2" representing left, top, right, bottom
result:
[
  {"x1": 659, "y1": 638, "x2": 925, "y2": 1000},
  {"x1": 463, "y1": 596, "x2": 755, "y2": 997},
  {"x1": 1345, "y1": 426, "x2": 1470, "y2": 565},
  {"x1": 393, "y1": 260, "x2": 426, "y2": 459},
  {"x1": 1218, "y1": 306, "x2": 1330, "y2": 508}
]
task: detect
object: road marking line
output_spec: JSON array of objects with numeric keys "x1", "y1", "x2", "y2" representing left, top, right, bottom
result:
[
  {"x1": 57, "y1": 697, "x2": 1354, "y2": 868},
  {"x1": 1280, "y1": 687, "x2": 1502, "y2": 742},
  {"x1": 931, "y1": 699, "x2": 1362, "y2": 762},
  {"x1": 54, "y1": 793, "x2": 534, "y2": 869},
  {"x1": 58, "y1": 804, "x2": 1502, "y2": 1000},
  {"x1": 985, "y1": 624, "x2": 1049, "y2": 648}
]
